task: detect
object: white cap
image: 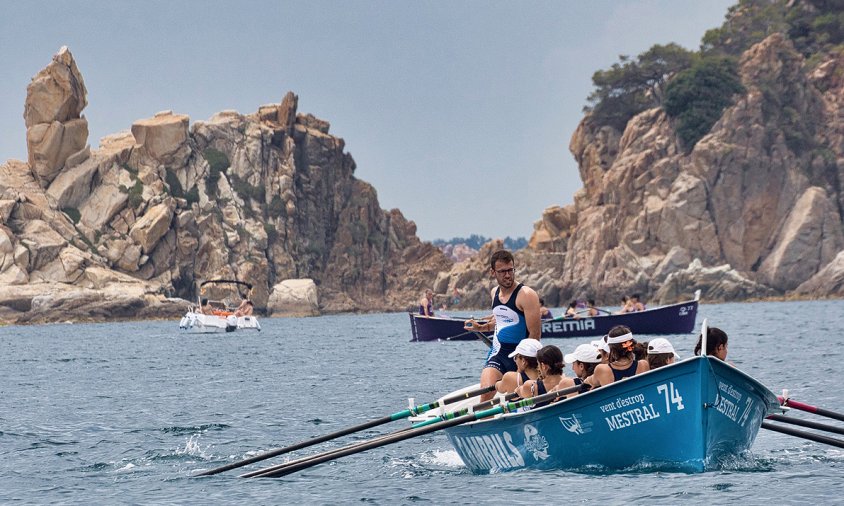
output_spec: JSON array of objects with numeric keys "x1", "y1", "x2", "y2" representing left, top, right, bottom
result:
[
  {"x1": 507, "y1": 338, "x2": 542, "y2": 358},
  {"x1": 565, "y1": 343, "x2": 603, "y2": 364},
  {"x1": 647, "y1": 338, "x2": 680, "y2": 359},
  {"x1": 592, "y1": 338, "x2": 609, "y2": 353}
]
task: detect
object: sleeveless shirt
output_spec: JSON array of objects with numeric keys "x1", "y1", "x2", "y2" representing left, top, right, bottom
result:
[{"x1": 492, "y1": 284, "x2": 527, "y2": 345}]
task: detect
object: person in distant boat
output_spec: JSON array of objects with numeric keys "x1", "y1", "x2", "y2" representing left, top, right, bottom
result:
[
  {"x1": 450, "y1": 286, "x2": 462, "y2": 307},
  {"x1": 539, "y1": 298, "x2": 553, "y2": 320},
  {"x1": 419, "y1": 289, "x2": 434, "y2": 317},
  {"x1": 495, "y1": 338, "x2": 543, "y2": 395},
  {"x1": 694, "y1": 326, "x2": 729, "y2": 361},
  {"x1": 646, "y1": 337, "x2": 679, "y2": 369},
  {"x1": 617, "y1": 296, "x2": 634, "y2": 314},
  {"x1": 586, "y1": 299, "x2": 599, "y2": 317},
  {"x1": 593, "y1": 325, "x2": 649, "y2": 387},
  {"x1": 631, "y1": 293, "x2": 646, "y2": 312},
  {"x1": 564, "y1": 342, "x2": 603, "y2": 390},
  {"x1": 564, "y1": 301, "x2": 579, "y2": 318},
  {"x1": 199, "y1": 298, "x2": 214, "y2": 314},
  {"x1": 464, "y1": 249, "x2": 542, "y2": 402},
  {"x1": 516, "y1": 344, "x2": 564, "y2": 407},
  {"x1": 234, "y1": 299, "x2": 254, "y2": 317}
]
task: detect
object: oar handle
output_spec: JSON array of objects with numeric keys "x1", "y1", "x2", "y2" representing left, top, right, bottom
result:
[
  {"x1": 441, "y1": 384, "x2": 496, "y2": 406},
  {"x1": 779, "y1": 397, "x2": 844, "y2": 423}
]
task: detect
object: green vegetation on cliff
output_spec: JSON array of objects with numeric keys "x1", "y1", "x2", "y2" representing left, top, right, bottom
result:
[{"x1": 586, "y1": 0, "x2": 842, "y2": 148}]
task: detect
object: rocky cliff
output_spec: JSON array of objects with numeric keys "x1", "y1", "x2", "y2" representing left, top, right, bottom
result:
[
  {"x1": 479, "y1": 32, "x2": 844, "y2": 307},
  {"x1": 0, "y1": 47, "x2": 451, "y2": 323}
]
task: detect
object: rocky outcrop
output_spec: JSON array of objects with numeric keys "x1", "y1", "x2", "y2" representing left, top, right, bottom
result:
[
  {"x1": 267, "y1": 279, "x2": 319, "y2": 317},
  {"x1": 24, "y1": 46, "x2": 90, "y2": 187},
  {"x1": 0, "y1": 47, "x2": 451, "y2": 324},
  {"x1": 445, "y1": 33, "x2": 844, "y2": 308}
]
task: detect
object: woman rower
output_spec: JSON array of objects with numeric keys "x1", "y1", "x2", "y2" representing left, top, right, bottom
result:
[
  {"x1": 516, "y1": 345, "x2": 565, "y2": 406},
  {"x1": 694, "y1": 326, "x2": 729, "y2": 361},
  {"x1": 646, "y1": 337, "x2": 680, "y2": 370},
  {"x1": 564, "y1": 342, "x2": 603, "y2": 389},
  {"x1": 494, "y1": 338, "x2": 542, "y2": 395},
  {"x1": 593, "y1": 325, "x2": 649, "y2": 387}
]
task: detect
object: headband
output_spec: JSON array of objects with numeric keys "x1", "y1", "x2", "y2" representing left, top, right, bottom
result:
[{"x1": 606, "y1": 332, "x2": 634, "y2": 344}]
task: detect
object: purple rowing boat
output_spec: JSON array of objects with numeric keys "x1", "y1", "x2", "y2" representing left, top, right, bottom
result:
[{"x1": 409, "y1": 290, "x2": 700, "y2": 342}]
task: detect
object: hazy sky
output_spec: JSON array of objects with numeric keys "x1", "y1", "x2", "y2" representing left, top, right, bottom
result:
[{"x1": 1, "y1": 0, "x2": 734, "y2": 241}]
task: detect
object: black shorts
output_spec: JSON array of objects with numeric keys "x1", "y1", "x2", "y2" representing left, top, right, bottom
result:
[{"x1": 484, "y1": 339, "x2": 518, "y2": 374}]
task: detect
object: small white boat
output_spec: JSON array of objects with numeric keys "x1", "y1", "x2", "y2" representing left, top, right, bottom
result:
[
  {"x1": 178, "y1": 279, "x2": 261, "y2": 333},
  {"x1": 179, "y1": 311, "x2": 261, "y2": 333}
]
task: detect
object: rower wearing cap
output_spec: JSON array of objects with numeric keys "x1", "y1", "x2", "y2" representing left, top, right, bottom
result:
[
  {"x1": 494, "y1": 338, "x2": 542, "y2": 394},
  {"x1": 646, "y1": 337, "x2": 680, "y2": 370},
  {"x1": 564, "y1": 342, "x2": 604, "y2": 389},
  {"x1": 516, "y1": 344, "x2": 565, "y2": 407},
  {"x1": 593, "y1": 325, "x2": 649, "y2": 387},
  {"x1": 464, "y1": 249, "x2": 542, "y2": 401}
]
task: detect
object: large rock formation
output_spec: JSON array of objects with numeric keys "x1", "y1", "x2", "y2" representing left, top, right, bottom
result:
[
  {"x1": 0, "y1": 48, "x2": 451, "y2": 324},
  {"x1": 444, "y1": 33, "x2": 844, "y2": 308}
]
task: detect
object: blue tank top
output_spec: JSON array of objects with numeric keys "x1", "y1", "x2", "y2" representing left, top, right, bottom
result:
[
  {"x1": 492, "y1": 284, "x2": 527, "y2": 345},
  {"x1": 611, "y1": 359, "x2": 639, "y2": 382},
  {"x1": 419, "y1": 302, "x2": 432, "y2": 315}
]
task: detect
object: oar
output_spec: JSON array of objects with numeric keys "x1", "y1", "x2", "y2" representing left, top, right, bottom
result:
[
  {"x1": 766, "y1": 414, "x2": 844, "y2": 436},
  {"x1": 471, "y1": 330, "x2": 493, "y2": 347},
  {"x1": 761, "y1": 421, "x2": 844, "y2": 449},
  {"x1": 779, "y1": 397, "x2": 844, "y2": 423},
  {"x1": 197, "y1": 384, "x2": 495, "y2": 476},
  {"x1": 246, "y1": 384, "x2": 586, "y2": 478}
]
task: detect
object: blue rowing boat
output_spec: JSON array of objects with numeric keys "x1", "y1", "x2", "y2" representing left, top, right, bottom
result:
[
  {"x1": 409, "y1": 291, "x2": 700, "y2": 341},
  {"x1": 441, "y1": 355, "x2": 779, "y2": 472}
]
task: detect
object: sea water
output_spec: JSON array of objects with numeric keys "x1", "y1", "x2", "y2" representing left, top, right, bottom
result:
[{"x1": 1, "y1": 300, "x2": 843, "y2": 504}]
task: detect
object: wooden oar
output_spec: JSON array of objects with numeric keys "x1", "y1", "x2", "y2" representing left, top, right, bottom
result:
[
  {"x1": 197, "y1": 384, "x2": 495, "y2": 476},
  {"x1": 767, "y1": 414, "x2": 844, "y2": 436},
  {"x1": 779, "y1": 398, "x2": 844, "y2": 423},
  {"x1": 761, "y1": 421, "x2": 844, "y2": 449},
  {"x1": 246, "y1": 384, "x2": 586, "y2": 478}
]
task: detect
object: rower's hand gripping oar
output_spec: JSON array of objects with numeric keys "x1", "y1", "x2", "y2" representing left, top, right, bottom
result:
[
  {"x1": 244, "y1": 383, "x2": 588, "y2": 478},
  {"x1": 196, "y1": 384, "x2": 496, "y2": 476}
]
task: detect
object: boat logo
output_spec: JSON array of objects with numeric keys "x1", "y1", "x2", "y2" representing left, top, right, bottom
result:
[
  {"x1": 679, "y1": 307, "x2": 688, "y2": 316},
  {"x1": 559, "y1": 415, "x2": 585, "y2": 435},
  {"x1": 523, "y1": 424, "x2": 549, "y2": 461}
]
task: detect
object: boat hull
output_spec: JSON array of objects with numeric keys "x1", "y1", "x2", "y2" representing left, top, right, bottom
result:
[
  {"x1": 179, "y1": 312, "x2": 261, "y2": 333},
  {"x1": 409, "y1": 297, "x2": 699, "y2": 341},
  {"x1": 443, "y1": 356, "x2": 779, "y2": 473}
]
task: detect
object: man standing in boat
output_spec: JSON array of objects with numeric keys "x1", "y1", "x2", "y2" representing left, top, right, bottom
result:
[{"x1": 464, "y1": 249, "x2": 542, "y2": 401}]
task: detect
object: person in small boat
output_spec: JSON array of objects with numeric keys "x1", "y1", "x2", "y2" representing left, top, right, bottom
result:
[
  {"x1": 495, "y1": 338, "x2": 542, "y2": 395},
  {"x1": 539, "y1": 298, "x2": 553, "y2": 320},
  {"x1": 515, "y1": 345, "x2": 564, "y2": 405},
  {"x1": 646, "y1": 337, "x2": 680, "y2": 369},
  {"x1": 593, "y1": 325, "x2": 649, "y2": 387},
  {"x1": 563, "y1": 301, "x2": 579, "y2": 318},
  {"x1": 694, "y1": 326, "x2": 729, "y2": 361},
  {"x1": 198, "y1": 298, "x2": 214, "y2": 314},
  {"x1": 450, "y1": 286, "x2": 462, "y2": 307},
  {"x1": 617, "y1": 296, "x2": 633, "y2": 314},
  {"x1": 234, "y1": 299, "x2": 254, "y2": 317},
  {"x1": 564, "y1": 342, "x2": 603, "y2": 389},
  {"x1": 631, "y1": 293, "x2": 646, "y2": 312},
  {"x1": 418, "y1": 289, "x2": 434, "y2": 317},
  {"x1": 464, "y1": 249, "x2": 542, "y2": 402},
  {"x1": 586, "y1": 299, "x2": 599, "y2": 317}
]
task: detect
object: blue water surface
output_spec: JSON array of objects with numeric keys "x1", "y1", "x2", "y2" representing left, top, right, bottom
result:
[{"x1": 1, "y1": 300, "x2": 842, "y2": 504}]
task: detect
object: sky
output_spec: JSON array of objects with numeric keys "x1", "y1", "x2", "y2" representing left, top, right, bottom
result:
[{"x1": 1, "y1": 0, "x2": 735, "y2": 241}]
